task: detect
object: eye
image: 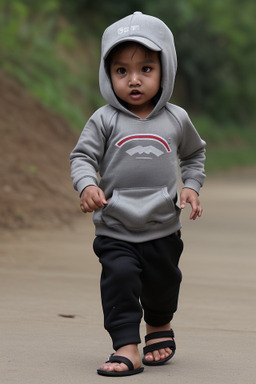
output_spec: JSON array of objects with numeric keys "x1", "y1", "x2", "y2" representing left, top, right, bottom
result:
[
  {"x1": 142, "y1": 66, "x2": 151, "y2": 73},
  {"x1": 117, "y1": 67, "x2": 126, "y2": 75}
]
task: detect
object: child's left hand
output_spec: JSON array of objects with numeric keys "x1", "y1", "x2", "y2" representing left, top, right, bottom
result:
[{"x1": 180, "y1": 188, "x2": 203, "y2": 220}]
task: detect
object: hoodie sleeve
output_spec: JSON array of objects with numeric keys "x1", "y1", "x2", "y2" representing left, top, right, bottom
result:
[
  {"x1": 169, "y1": 104, "x2": 206, "y2": 194},
  {"x1": 70, "y1": 108, "x2": 108, "y2": 196}
]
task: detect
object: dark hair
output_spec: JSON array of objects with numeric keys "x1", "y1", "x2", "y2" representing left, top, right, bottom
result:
[{"x1": 105, "y1": 41, "x2": 161, "y2": 76}]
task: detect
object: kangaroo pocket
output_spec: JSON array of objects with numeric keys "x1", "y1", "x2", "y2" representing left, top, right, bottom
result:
[{"x1": 99, "y1": 187, "x2": 180, "y2": 231}]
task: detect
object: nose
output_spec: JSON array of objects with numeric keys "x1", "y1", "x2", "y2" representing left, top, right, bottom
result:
[{"x1": 129, "y1": 72, "x2": 141, "y2": 87}]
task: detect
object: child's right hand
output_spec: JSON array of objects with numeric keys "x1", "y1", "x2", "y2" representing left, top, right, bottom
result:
[{"x1": 80, "y1": 186, "x2": 108, "y2": 213}]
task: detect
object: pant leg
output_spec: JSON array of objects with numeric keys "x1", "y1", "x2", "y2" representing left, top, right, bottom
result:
[
  {"x1": 140, "y1": 233, "x2": 183, "y2": 326},
  {"x1": 93, "y1": 236, "x2": 143, "y2": 350}
]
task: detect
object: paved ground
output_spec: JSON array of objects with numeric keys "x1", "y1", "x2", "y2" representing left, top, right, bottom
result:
[{"x1": 1, "y1": 170, "x2": 256, "y2": 383}]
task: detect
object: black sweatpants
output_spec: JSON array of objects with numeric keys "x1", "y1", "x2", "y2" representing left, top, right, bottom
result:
[{"x1": 93, "y1": 233, "x2": 183, "y2": 350}]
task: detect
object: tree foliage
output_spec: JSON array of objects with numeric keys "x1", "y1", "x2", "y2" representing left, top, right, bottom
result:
[
  {"x1": 61, "y1": 0, "x2": 256, "y2": 123},
  {"x1": 1, "y1": 0, "x2": 256, "y2": 126}
]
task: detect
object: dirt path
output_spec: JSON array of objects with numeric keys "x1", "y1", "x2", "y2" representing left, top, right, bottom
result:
[{"x1": 1, "y1": 170, "x2": 256, "y2": 384}]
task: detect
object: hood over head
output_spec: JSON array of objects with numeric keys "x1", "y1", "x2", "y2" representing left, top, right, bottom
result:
[{"x1": 99, "y1": 12, "x2": 177, "y2": 117}]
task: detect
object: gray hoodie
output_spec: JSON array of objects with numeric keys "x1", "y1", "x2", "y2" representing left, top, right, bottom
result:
[{"x1": 70, "y1": 12, "x2": 206, "y2": 242}]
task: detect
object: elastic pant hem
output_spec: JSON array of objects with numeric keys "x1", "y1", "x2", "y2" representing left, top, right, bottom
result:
[
  {"x1": 108, "y1": 323, "x2": 141, "y2": 351},
  {"x1": 144, "y1": 312, "x2": 174, "y2": 327}
]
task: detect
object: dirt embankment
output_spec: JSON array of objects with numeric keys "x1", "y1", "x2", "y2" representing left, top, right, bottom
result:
[{"x1": 0, "y1": 70, "x2": 81, "y2": 229}]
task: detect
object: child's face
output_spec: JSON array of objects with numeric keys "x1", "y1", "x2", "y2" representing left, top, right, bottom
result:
[{"x1": 110, "y1": 44, "x2": 161, "y2": 118}]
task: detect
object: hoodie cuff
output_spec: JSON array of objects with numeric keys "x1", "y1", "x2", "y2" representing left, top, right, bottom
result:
[
  {"x1": 183, "y1": 179, "x2": 202, "y2": 195},
  {"x1": 76, "y1": 177, "x2": 98, "y2": 197}
]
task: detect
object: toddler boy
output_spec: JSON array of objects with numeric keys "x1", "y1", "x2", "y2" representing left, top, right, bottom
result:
[{"x1": 70, "y1": 12, "x2": 206, "y2": 377}]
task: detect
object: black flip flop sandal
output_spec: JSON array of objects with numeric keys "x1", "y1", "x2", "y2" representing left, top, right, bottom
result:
[
  {"x1": 142, "y1": 329, "x2": 176, "y2": 366},
  {"x1": 97, "y1": 354, "x2": 144, "y2": 377}
]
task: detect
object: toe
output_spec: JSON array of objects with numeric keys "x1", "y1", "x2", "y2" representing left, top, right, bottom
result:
[
  {"x1": 114, "y1": 363, "x2": 128, "y2": 372},
  {"x1": 152, "y1": 350, "x2": 161, "y2": 361},
  {"x1": 144, "y1": 348, "x2": 172, "y2": 363},
  {"x1": 144, "y1": 352, "x2": 154, "y2": 361},
  {"x1": 165, "y1": 347, "x2": 172, "y2": 356},
  {"x1": 101, "y1": 362, "x2": 116, "y2": 372},
  {"x1": 159, "y1": 348, "x2": 167, "y2": 359},
  {"x1": 100, "y1": 362, "x2": 128, "y2": 372}
]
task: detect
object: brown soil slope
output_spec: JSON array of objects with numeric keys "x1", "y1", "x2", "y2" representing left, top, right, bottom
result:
[{"x1": 0, "y1": 70, "x2": 81, "y2": 229}]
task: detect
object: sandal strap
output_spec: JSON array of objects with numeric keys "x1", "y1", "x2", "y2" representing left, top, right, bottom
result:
[
  {"x1": 143, "y1": 339, "x2": 176, "y2": 355},
  {"x1": 107, "y1": 355, "x2": 134, "y2": 371},
  {"x1": 144, "y1": 329, "x2": 175, "y2": 342}
]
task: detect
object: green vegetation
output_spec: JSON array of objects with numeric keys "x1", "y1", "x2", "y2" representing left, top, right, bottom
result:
[
  {"x1": 0, "y1": 0, "x2": 103, "y2": 128},
  {"x1": 1, "y1": 0, "x2": 256, "y2": 171},
  {"x1": 193, "y1": 117, "x2": 256, "y2": 172}
]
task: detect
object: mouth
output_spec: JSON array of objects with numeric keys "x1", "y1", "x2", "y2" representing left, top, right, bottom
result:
[
  {"x1": 130, "y1": 90, "x2": 141, "y2": 95},
  {"x1": 130, "y1": 90, "x2": 142, "y2": 99}
]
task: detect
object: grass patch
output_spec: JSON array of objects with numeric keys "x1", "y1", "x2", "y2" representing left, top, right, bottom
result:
[
  {"x1": 0, "y1": 2, "x2": 103, "y2": 130},
  {"x1": 193, "y1": 115, "x2": 256, "y2": 172},
  {"x1": 1, "y1": 2, "x2": 256, "y2": 172},
  {"x1": 206, "y1": 146, "x2": 256, "y2": 172}
]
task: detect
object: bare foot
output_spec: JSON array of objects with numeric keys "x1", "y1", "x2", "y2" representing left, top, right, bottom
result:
[
  {"x1": 144, "y1": 323, "x2": 174, "y2": 363},
  {"x1": 99, "y1": 344, "x2": 142, "y2": 373}
]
